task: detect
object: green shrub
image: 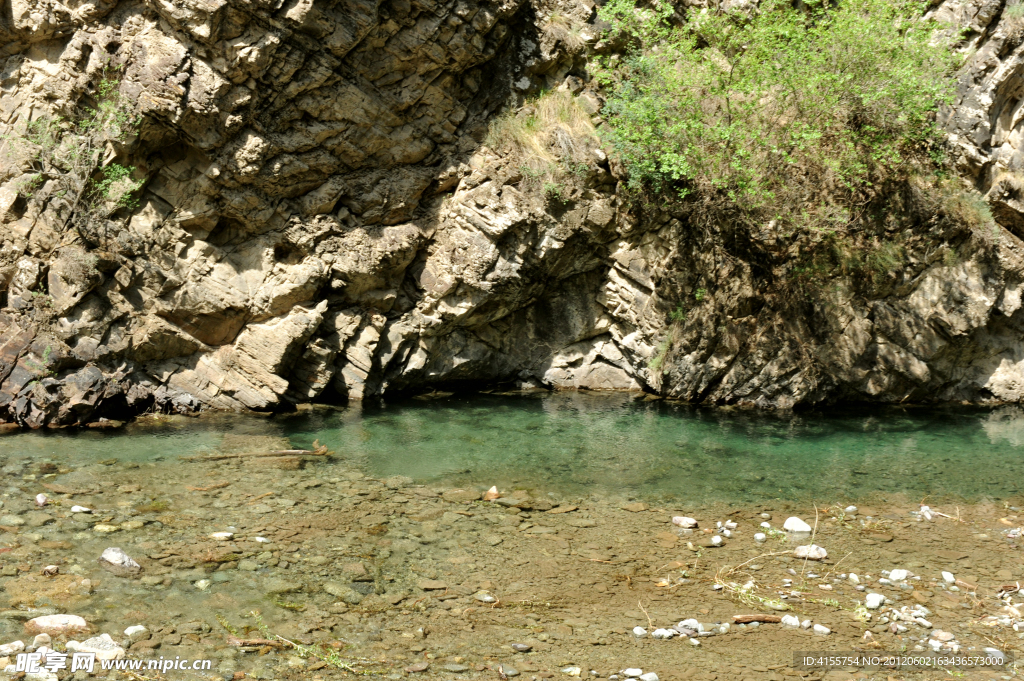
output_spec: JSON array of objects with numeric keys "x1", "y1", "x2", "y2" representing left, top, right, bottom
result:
[{"x1": 597, "y1": 0, "x2": 958, "y2": 233}]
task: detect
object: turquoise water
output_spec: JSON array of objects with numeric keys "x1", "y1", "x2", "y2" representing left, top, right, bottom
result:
[{"x1": 5, "y1": 392, "x2": 1024, "y2": 503}]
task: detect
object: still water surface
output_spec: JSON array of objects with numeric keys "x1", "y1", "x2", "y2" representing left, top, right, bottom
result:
[{"x1": 5, "y1": 392, "x2": 1024, "y2": 503}]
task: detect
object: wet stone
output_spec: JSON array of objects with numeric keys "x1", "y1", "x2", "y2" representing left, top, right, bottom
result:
[
  {"x1": 263, "y1": 578, "x2": 300, "y2": 595},
  {"x1": 22, "y1": 512, "x2": 53, "y2": 527},
  {"x1": 418, "y1": 579, "x2": 448, "y2": 590}
]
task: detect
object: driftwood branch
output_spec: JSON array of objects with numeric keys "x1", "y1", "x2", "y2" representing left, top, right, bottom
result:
[
  {"x1": 181, "y1": 441, "x2": 331, "y2": 462},
  {"x1": 732, "y1": 614, "x2": 782, "y2": 624}
]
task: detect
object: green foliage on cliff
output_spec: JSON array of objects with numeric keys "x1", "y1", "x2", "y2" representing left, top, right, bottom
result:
[
  {"x1": 596, "y1": 0, "x2": 958, "y2": 232},
  {"x1": 0, "y1": 70, "x2": 141, "y2": 247}
]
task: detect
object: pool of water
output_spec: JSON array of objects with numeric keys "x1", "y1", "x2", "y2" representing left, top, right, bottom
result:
[{"x1": 6, "y1": 392, "x2": 1024, "y2": 503}]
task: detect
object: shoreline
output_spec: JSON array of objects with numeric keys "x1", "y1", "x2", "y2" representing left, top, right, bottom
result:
[{"x1": 0, "y1": 445, "x2": 1020, "y2": 680}]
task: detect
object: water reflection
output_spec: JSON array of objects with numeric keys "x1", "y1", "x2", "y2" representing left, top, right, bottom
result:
[{"x1": 3, "y1": 394, "x2": 1024, "y2": 503}]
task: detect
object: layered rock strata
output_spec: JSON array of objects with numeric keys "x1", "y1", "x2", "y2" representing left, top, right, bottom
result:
[{"x1": 1, "y1": 0, "x2": 1024, "y2": 426}]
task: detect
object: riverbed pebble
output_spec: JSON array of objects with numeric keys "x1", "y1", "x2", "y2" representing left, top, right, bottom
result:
[
  {"x1": 67, "y1": 634, "x2": 125, "y2": 661},
  {"x1": 672, "y1": 516, "x2": 698, "y2": 528},
  {"x1": 0, "y1": 641, "x2": 24, "y2": 656},
  {"x1": 794, "y1": 544, "x2": 827, "y2": 560},
  {"x1": 754, "y1": 532, "x2": 766, "y2": 543},
  {"x1": 784, "y1": 517, "x2": 812, "y2": 532},
  {"x1": 25, "y1": 615, "x2": 87, "y2": 636},
  {"x1": 98, "y1": 547, "x2": 141, "y2": 577},
  {"x1": 865, "y1": 593, "x2": 885, "y2": 609}
]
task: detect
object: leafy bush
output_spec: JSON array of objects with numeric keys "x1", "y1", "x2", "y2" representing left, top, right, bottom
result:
[{"x1": 597, "y1": 0, "x2": 959, "y2": 233}]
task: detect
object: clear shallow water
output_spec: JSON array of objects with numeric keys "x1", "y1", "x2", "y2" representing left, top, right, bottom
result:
[{"x1": 5, "y1": 392, "x2": 1024, "y2": 503}]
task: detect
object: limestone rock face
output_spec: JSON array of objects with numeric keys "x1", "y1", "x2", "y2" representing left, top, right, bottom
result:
[{"x1": 2, "y1": 0, "x2": 1024, "y2": 424}]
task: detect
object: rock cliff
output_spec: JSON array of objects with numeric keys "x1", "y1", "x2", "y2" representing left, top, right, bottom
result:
[{"x1": 1, "y1": 0, "x2": 1024, "y2": 426}]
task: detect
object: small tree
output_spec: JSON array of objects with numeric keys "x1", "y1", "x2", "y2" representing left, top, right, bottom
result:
[{"x1": 1, "y1": 68, "x2": 143, "y2": 248}]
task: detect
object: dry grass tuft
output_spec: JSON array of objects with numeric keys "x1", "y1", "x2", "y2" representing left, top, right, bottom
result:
[{"x1": 485, "y1": 90, "x2": 597, "y2": 193}]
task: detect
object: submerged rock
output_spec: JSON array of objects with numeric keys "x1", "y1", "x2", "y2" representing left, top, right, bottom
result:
[
  {"x1": 67, "y1": 634, "x2": 125, "y2": 661},
  {"x1": 98, "y1": 547, "x2": 141, "y2": 577},
  {"x1": 24, "y1": 615, "x2": 88, "y2": 636}
]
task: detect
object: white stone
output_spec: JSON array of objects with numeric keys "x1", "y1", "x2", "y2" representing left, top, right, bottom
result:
[
  {"x1": 932, "y1": 630, "x2": 955, "y2": 642},
  {"x1": 783, "y1": 517, "x2": 812, "y2": 532},
  {"x1": 780, "y1": 615, "x2": 800, "y2": 627},
  {"x1": 760, "y1": 522, "x2": 771, "y2": 529},
  {"x1": 928, "y1": 638, "x2": 943, "y2": 651},
  {"x1": 724, "y1": 521, "x2": 737, "y2": 530},
  {"x1": 98, "y1": 547, "x2": 141, "y2": 576},
  {"x1": 562, "y1": 668, "x2": 582, "y2": 677},
  {"x1": 30, "y1": 634, "x2": 50, "y2": 649},
  {"x1": 845, "y1": 506, "x2": 857, "y2": 513},
  {"x1": 813, "y1": 624, "x2": 830, "y2": 635},
  {"x1": 942, "y1": 571, "x2": 955, "y2": 583},
  {"x1": 865, "y1": 593, "x2": 885, "y2": 609},
  {"x1": 0, "y1": 641, "x2": 24, "y2": 655},
  {"x1": 689, "y1": 638, "x2": 700, "y2": 646},
  {"x1": 801, "y1": 619, "x2": 812, "y2": 629},
  {"x1": 622, "y1": 669, "x2": 642, "y2": 678},
  {"x1": 794, "y1": 544, "x2": 827, "y2": 560},
  {"x1": 916, "y1": 618, "x2": 932, "y2": 628},
  {"x1": 124, "y1": 626, "x2": 147, "y2": 640},
  {"x1": 651, "y1": 628, "x2": 675, "y2": 639},
  {"x1": 255, "y1": 536, "x2": 270, "y2": 543},
  {"x1": 889, "y1": 569, "x2": 909, "y2": 581},
  {"x1": 209, "y1": 532, "x2": 234, "y2": 541},
  {"x1": 711, "y1": 536, "x2": 723, "y2": 546},
  {"x1": 25, "y1": 615, "x2": 88, "y2": 635},
  {"x1": 631, "y1": 627, "x2": 647, "y2": 638},
  {"x1": 848, "y1": 573, "x2": 860, "y2": 584},
  {"x1": 195, "y1": 579, "x2": 211, "y2": 591},
  {"x1": 70, "y1": 506, "x2": 91, "y2": 513},
  {"x1": 672, "y1": 516, "x2": 697, "y2": 528},
  {"x1": 679, "y1": 619, "x2": 699, "y2": 630},
  {"x1": 639, "y1": 674, "x2": 658, "y2": 681},
  {"x1": 66, "y1": 634, "x2": 125, "y2": 661},
  {"x1": 754, "y1": 532, "x2": 766, "y2": 543}
]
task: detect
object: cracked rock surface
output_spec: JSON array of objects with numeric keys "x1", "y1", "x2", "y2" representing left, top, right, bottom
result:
[{"x1": 2, "y1": 0, "x2": 1024, "y2": 425}]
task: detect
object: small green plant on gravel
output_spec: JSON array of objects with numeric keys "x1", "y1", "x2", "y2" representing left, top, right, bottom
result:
[
  {"x1": 215, "y1": 614, "x2": 238, "y2": 636},
  {"x1": 714, "y1": 577, "x2": 791, "y2": 611},
  {"x1": 597, "y1": 0, "x2": 959, "y2": 237}
]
